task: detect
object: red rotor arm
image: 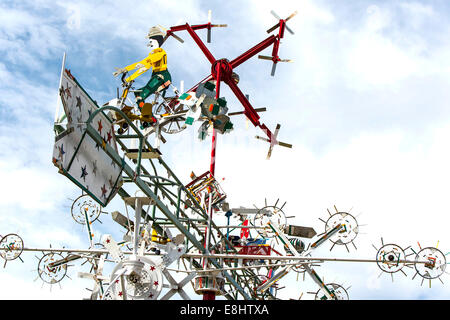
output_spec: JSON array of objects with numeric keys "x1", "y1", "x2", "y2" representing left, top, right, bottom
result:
[
  {"x1": 226, "y1": 79, "x2": 280, "y2": 144},
  {"x1": 165, "y1": 24, "x2": 216, "y2": 64},
  {"x1": 230, "y1": 35, "x2": 279, "y2": 69},
  {"x1": 271, "y1": 20, "x2": 285, "y2": 63},
  {"x1": 165, "y1": 20, "x2": 290, "y2": 145},
  {"x1": 226, "y1": 78, "x2": 261, "y2": 127}
]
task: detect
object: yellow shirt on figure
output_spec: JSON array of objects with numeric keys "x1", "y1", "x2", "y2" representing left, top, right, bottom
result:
[{"x1": 124, "y1": 48, "x2": 168, "y2": 82}]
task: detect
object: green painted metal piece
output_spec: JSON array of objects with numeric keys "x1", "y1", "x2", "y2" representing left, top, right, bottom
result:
[{"x1": 204, "y1": 81, "x2": 215, "y2": 91}]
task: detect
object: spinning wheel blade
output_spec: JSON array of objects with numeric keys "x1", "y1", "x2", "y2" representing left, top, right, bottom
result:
[
  {"x1": 285, "y1": 11, "x2": 298, "y2": 22},
  {"x1": 274, "y1": 124, "x2": 280, "y2": 138},
  {"x1": 285, "y1": 25, "x2": 295, "y2": 35},
  {"x1": 270, "y1": 10, "x2": 281, "y2": 20},
  {"x1": 162, "y1": 34, "x2": 170, "y2": 45},
  {"x1": 266, "y1": 145, "x2": 274, "y2": 160},
  {"x1": 271, "y1": 62, "x2": 277, "y2": 76},
  {"x1": 258, "y1": 55, "x2": 273, "y2": 61},
  {"x1": 266, "y1": 22, "x2": 280, "y2": 34},
  {"x1": 278, "y1": 141, "x2": 293, "y2": 148},
  {"x1": 255, "y1": 135, "x2": 270, "y2": 143},
  {"x1": 171, "y1": 33, "x2": 185, "y2": 43}
]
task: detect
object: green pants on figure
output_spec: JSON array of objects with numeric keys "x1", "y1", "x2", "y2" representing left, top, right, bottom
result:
[{"x1": 135, "y1": 70, "x2": 172, "y2": 102}]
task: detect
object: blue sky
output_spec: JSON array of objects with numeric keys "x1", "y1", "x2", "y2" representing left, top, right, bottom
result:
[{"x1": 0, "y1": 0, "x2": 450, "y2": 299}]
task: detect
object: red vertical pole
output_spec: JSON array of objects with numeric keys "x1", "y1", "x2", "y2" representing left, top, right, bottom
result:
[
  {"x1": 210, "y1": 62, "x2": 221, "y2": 177},
  {"x1": 203, "y1": 62, "x2": 221, "y2": 301},
  {"x1": 210, "y1": 130, "x2": 217, "y2": 176},
  {"x1": 203, "y1": 292, "x2": 216, "y2": 300}
]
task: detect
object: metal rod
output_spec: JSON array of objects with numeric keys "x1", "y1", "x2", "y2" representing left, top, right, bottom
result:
[
  {"x1": 55, "y1": 51, "x2": 66, "y2": 123},
  {"x1": 133, "y1": 198, "x2": 142, "y2": 256},
  {"x1": 167, "y1": 260, "x2": 310, "y2": 273},
  {"x1": 83, "y1": 211, "x2": 94, "y2": 248},
  {"x1": 197, "y1": 225, "x2": 266, "y2": 229}
]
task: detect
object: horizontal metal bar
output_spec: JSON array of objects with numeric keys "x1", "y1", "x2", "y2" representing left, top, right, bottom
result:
[{"x1": 6, "y1": 247, "x2": 430, "y2": 265}]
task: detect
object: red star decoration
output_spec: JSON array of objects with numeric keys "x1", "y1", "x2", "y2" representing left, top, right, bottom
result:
[
  {"x1": 67, "y1": 111, "x2": 73, "y2": 123},
  {"x1": 115, "y1": 279, "x2": 119, "y2": 283},
  {"x1": 154, "y1": 281, "x2": 159, "y2": 286},
  {"x1": 101, "y1": 184, "x2": 107, "y2": 198},
  {"x1": 148, "y1": 293, "x2": 154, "y2": 298},
  {"x1": 106, "y1": 239, "x2": 111, "y2": 244},
  {"x1": 109, "y1": 177, "x2": 114, "y2": 189},
  {"x1": 64, "y1": 83, "x2": 72, "y2": 99},
  {"x1": 150, "y1": 266, "x2": 155, "y2": 271},
  {"x1": 107, "y1": 130, "x2": 112, "y2": 144},
  {"x1": 97, "y1": 120, "x2": 103, "y2": 135},
  {"x1": 118, "y1": 291, "x2": 123, "y2": 297},
  {"x1": 65, "y1": 68, "x2": 75, "y2": 80}
]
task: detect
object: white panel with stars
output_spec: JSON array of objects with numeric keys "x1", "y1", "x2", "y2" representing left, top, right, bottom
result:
[{"x1": 52, "y1": 69, "x2": 123, "y2": 206}]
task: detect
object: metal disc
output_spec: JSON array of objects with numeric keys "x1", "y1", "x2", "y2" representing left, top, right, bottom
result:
[
  {"x1": 325, "y1": 212, "x2": 359, "y2": 245},
  {"x1": 315, "y1": 283, "x2": 349, "y2": 300},
  {"x1": 0, "y1": 234, "x2": 23, "y2": 261},
  {"x1": 156, "y1": 98, "x2": 188, "y2": 134},
  {"x1": 37, "y1": 252, "x2": 68, "y2": 284},
  {"x1": 376, "y1": 243, "x2": 406, "y2": 273},
  {"x1": 253, "y1": 205, "x2": 287, "y2": 238},
  {"x1": 414, "y1": 247, "x2": 446, "y2": 279},
  {"x1": 71, "y1": 194, "x2": 102, "y2": 225}
]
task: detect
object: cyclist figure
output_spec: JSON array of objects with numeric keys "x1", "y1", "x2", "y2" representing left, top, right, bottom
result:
[{"x1": 113, "y1": 26, "x2": 172, "y2": 109}]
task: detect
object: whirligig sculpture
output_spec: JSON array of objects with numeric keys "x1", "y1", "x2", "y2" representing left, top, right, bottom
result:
[{"x1": 1, "y1": 10, "x2": 447, "y2": 301}]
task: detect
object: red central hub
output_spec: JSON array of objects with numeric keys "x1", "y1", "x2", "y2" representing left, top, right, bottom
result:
[{"x1": 211, "y1": 58, "x2": 233, "y2": 84}]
